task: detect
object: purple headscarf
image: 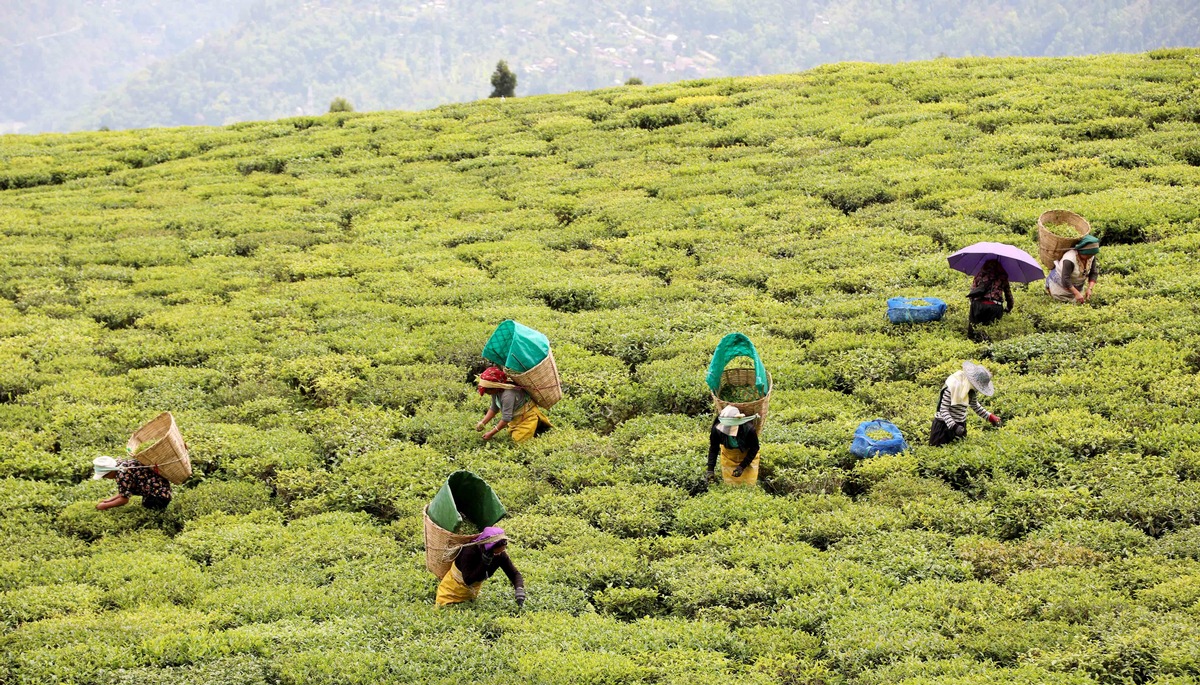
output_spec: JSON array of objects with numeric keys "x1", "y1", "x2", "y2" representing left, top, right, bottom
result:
[{"x1": 476, "y1": 526, "x2": 507, "y2": 553}]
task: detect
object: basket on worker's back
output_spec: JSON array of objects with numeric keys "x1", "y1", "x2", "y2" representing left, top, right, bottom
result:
[
  {"x1": 1037, "y1": 210, "x2": 1091, "y2": 269},
  {"x1": 482, "y1": 320, "x2": 562, "y2": 409},
  {"x1": 707, "y1": 333, "x2": 772, "y2": 433},
  {"x1": 423, "y1": 470, "x2": 508, "y2": 578},
  {"x1": 423, "y1": 509, "x2": 476, "y2": 580},
  {"x1": 127, "y1": 412, "x2": 191, "y2": 485},
  {"x1": 509, "y1": 349, "x2": 562, "y2": 409},
  {"x1": 713, "y1": 367, "x2": 772, "y2": 432}
]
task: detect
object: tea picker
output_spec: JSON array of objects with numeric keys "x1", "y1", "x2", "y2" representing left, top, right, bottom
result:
[
  {"x1": 705, "y1": 333, "x2": 771, "y2": 486},
  {"x1": 1036, "y1": 210, "x2": 1100, "y2": 305},
  {"x1": 966, "y1": 259, "x2": 1014, "y2": 336},
  {"x1": 93, "y1": 456, "x2": 173, "y2": 510},
  {"x1": 708, "y1": 405, "x2": 761, "y2": 485},
  {"x1": 436, "y1": 526, "x2": 525, "y2": 608},
  {"x1": 94, "y1": 412, "x2": 192, "y2": 511},
  {"x1": 476, "y1": 320, "x2": 560, "y2": 445},
  {"x1": 947, "y1": 242, "x2": 1042, "y2": 337},
  {"x1": 1047, "y1": 236, "x2": 1100, "y2": 304},
  {"x1": 423, "y1": 471, "x2": 525, "y2": 608},
  {"x1": 929, "y1": 362, "x2": 1001, "y2": 447},
  {"x1": 476, "y1": 366, "x2": 552, "y2": 444}
]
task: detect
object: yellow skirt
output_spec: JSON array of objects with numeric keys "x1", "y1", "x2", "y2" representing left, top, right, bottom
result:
[
  {"x1": 719, "y1": 445, "x2": 759, "y2": 486},
  {"x1": 509, "y1": 402, "x2": 552, "y2": 445},
  {"x1": 435, "y1": 562, "x2": 483, "y2": 606}
]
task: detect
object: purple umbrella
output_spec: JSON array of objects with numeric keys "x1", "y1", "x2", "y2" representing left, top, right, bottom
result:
[{"x1": 947, "y1": 242, "x2": 1045, "y2": 283}]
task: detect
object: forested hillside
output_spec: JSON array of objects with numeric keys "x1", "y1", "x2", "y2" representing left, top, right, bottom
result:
[
  {"x1": 3, "y1": 0, "x2": 1199, "y2": 132},
  {"x1": 2, "y1": 50, "x2": 1200, "y2": 684},
  {"x1": 0, "y1": 0, "x2": 259, "y2": 134}
]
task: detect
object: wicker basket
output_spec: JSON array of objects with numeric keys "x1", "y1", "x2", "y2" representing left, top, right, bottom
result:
[
  {"x1": 712, "y1": 368, "x2": 772, "y2": 433},
  {"x1": 508, "y1": 349, "x2": 562, "y2": 409},
  {"x1": 126, "y1": 412, "x2": 191, "y2": 485},
  {"x1": 424, "y1": 506, "x2": 476, "y2": 579},
  {"x1": 1037, "y1": 210, "x2": 1091, "y2": 269}
]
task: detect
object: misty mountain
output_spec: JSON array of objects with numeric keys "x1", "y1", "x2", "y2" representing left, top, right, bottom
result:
[{"x1": 3, "y1": 0, "x2": 1197, "y2": 133}]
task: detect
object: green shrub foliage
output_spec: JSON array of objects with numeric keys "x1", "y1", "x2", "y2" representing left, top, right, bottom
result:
[{"x1": 2, "y1": 51, "x2": 1200, "y2": 684}]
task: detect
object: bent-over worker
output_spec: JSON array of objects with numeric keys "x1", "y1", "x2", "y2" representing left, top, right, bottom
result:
[
  {"x1": 93, "y1": 456, "x2": 172, "y2": 511},
  {"x1": 707, "y1": 405, "x2": 761, "y2": 486},
  {"x1": 436, "y1": 526, "x2": 526, "y2": 608},
  {"x1": 476, "y1": 366, "x2": 551, "y2": 444},
  {"x1": 929, "y1": 362, "x2": 1001, "y2": 447},
  {"x1": 1046, "y1": 235, "x2": 1100, "y2": 304}
]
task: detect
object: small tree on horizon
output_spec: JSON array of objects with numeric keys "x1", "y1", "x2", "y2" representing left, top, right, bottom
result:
[
  {"x1": 490, "y1": 60, "x2": 517, "y2": 98},
  {"x1": 625, "y1": 77, "x2": 644, "y2": 85},
  {"x1": 329, "y1": 97, "x2": 354, "y2": 113}
]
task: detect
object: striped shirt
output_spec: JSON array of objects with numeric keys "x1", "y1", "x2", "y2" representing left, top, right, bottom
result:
[{"x1": 934, "y1": 386, "x2": 991, "y2": 429}]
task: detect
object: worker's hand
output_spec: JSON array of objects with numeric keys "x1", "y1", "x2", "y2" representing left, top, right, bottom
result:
[
  {"x1": 953, "y1": 423, "x2": 966, "y2": 438},
  {"x1": 1074, "y1": 292, "x2": 1087, "y2": 304},
  {"x1": 732, "y1": 466, "x2": 744, "y2": 478},
  {"x1": 515, "y1": 587, "x2": 526, "y2": 609},
  {"x1": 987, "y1": 413, "x2": 1002, "y2": 427},
  {"x1": 705, "y1": 469, "x2": 717, "y2": 482},
  {"x1": 95, "y1": 495, "x2": 128, "y2": 511},
  {"x1": 482, "y1": 430, "x2": 497, "y2": 441},
  {"x1": 474, "y1": 420, "x2": 486, "y2": 432}
]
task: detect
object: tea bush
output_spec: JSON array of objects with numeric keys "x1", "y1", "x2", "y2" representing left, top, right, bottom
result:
[
  {"x1": 4, "y1": 50, "x2": 1200, "y2": 684},
  {"x1": 170, "y1": 479, "x2": 274, "y2": 522}
]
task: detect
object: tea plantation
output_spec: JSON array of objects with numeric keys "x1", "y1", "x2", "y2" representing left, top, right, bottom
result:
[{"x1": 3, "y1": 50, "x2": 1200, "y2": 684}]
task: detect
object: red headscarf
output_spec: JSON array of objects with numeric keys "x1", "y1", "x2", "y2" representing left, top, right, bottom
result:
[{"x1": 478, "y1": 366, "x2": 510, "y2": 395}]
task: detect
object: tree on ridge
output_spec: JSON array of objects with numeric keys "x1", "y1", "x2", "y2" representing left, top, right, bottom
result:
[{"x1": 490, "y1": 61, "x2": 517, "y2": 98}]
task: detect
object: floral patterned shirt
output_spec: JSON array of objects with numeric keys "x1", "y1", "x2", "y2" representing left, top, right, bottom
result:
[{"x1": 115, "y1": 458, "x2": 173, "y2": 500}]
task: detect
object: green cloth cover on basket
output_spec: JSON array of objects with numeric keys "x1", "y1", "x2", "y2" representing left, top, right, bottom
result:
[
  {"x1": 706, "y1": 332, "x2": 769, "y2": 396},
  {"x1": 426, "y1": 470, "x2": 508, "y2": 532},
  {"x1": 481, "y1": 320, "x2": 550, "y2": 374}
]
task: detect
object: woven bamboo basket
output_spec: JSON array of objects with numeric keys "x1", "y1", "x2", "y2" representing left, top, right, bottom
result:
[
  {"x1": 509, "y1": 349, "x2": 562, "y2": 409},
  {"x1": 1037, "y1": 210, "x2": 1091, "y2": 269},
  {"x1": 126, "y1": 412, "x2": 191, "y2": 485},
  {"x1": 424, "y1": 506, "x2": 476, "y2": 578},
  {"x1": 712, "y1": 368, "x2": 772, "y2": 433}
]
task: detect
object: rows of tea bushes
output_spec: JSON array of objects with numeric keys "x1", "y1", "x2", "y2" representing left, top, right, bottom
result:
[{"x1": 2, "y1": 50, "x2": 1200, "y2": 684}]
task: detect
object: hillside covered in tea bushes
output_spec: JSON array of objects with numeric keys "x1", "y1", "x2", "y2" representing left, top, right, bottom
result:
[{"x1": 2, "y1": 50, "x2": 1200, "y2": 684}]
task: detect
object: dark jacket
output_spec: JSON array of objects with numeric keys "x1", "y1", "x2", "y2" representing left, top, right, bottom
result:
[
  {"x1": 455, "y1": 544, "x2": 524, "y2": 590},
  {"x1": 707, "y1": 419, "x2": 760, "y2": 471}
]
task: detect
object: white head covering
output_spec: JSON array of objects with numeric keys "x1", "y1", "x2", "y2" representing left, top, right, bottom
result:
[
  {"x1": 716, "y1": 405, "x2": 756, "y2": 437},
  {"x1": 716, "y1": 406, "x2": 742, "y2": 436},
  {"x1": 92, "y1": 456, "x2": 121, "y2": 480}
]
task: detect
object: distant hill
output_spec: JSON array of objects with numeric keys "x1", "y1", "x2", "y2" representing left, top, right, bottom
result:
[
  {"x1": 3, "y1": 0, "x2": 1198, "y2": 132},
  {"x1": 0, "y1": 0, "x2": 258, "y2": 134}
]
